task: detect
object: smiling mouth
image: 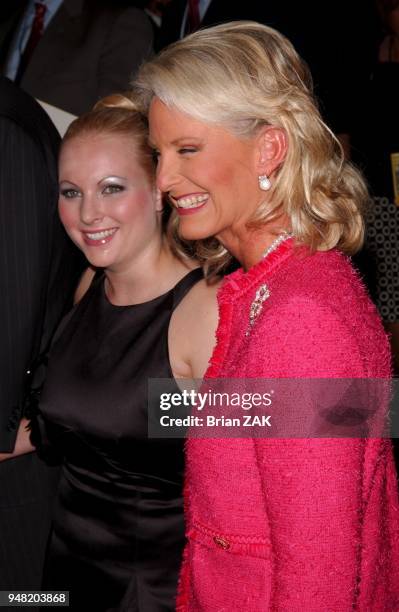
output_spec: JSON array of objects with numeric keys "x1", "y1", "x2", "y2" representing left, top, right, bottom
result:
[
  {"x1": 171, "y1": 194, "x2": 209, "y2": 209},
  {"x1": 84, "y1": 228, "x2": 117, "y2": 241}
]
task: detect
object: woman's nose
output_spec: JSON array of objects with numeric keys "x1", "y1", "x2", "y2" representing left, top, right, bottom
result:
[
  {"x1": 156, "y1": 154, "x2": 180, "y2": 194},
  {"x1": 80, "y1": 195, "x2": 104, "y2": 225}
]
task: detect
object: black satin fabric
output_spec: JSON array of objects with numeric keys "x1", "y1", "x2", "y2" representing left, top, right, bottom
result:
[{"x1": 38, "y1": 269, "x2": 203, "y2": 611}]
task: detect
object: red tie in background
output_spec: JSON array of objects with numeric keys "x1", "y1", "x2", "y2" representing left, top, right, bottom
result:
[
  {"x1": 186, "y1": 0, "x2": 200, "y2": 34},
  {"x1": 16, "y1": 2, "x2": 47, "y2": 83}
]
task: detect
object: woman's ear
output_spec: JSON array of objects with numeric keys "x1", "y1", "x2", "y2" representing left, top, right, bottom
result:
[
  {"x1": 256, "y1": 126, "x2": 288, "y2": 177},
  {"x1": 154, "y1": 187, "x2": 163, "y2": 212}
]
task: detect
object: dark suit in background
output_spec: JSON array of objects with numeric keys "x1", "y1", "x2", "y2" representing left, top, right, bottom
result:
[
  {"x1": 0, "y1": 0, "x2": 154, "y2": 115},
  {"x1": 0, "y1": 76, "x2": 82, "y2": 595}
]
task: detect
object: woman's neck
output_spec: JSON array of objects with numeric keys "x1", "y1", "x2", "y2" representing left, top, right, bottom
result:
[
  {"x1": 104, "y1": 240, "x2": 196, "y2": 306},
  {"x1": 218, "y1": 217, "x2": 291, "y2": 272}
]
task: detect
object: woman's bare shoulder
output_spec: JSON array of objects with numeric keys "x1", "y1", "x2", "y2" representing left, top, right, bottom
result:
[
  {"x1": 181, "y1": 275, "x2": 221, "y2": 310},
  {"x1": 169, "y1": 275, "x2": 222, "y2": 380},
  {"x1": 175, "y1": 275, "x2": 221, "y2": 333}
]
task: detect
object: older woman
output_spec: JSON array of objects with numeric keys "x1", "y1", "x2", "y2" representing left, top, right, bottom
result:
[{"x1": 133, "y1": 21, "x2": 399, "y2": 611}]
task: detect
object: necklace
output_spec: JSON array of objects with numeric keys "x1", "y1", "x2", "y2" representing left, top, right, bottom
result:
[
  {"x1": 260, "y1": 230, "x2": 293, "y2": 259},
  {"x1": 245, "y1": 231, "x2": 293, "y2": 336}
]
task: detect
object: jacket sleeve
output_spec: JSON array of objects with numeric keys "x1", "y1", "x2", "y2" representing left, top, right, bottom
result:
[{"x1": 0, "y1": 117, "x2": 53, "y2": 452}]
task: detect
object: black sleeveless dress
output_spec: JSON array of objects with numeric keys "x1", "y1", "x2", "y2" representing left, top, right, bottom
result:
[{"x1": 38, "y1": 269, "x2": 203, "y2": 611}]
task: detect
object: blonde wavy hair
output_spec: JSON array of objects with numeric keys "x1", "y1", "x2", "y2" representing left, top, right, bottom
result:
[{"x1": 133, "y1": 20, "x2": 367, "y2": 273}]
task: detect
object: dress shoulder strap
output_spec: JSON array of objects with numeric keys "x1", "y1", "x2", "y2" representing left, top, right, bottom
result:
[
  {"x1": 81, "y1": 268, "x2": 104, "y2": 299},
  {"x1": 172, "y1": 268, "x2": 204, "y2": 309}
]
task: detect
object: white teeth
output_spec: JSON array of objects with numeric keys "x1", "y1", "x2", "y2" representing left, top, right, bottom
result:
[
  {"x1": 86, "y1": 228, "x2": 117, "y2": 240},
  {"x1": 175, "y1": 194, "x2": 208, "y2": 209}
]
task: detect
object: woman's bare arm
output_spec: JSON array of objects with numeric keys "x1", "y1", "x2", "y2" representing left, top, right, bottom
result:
[{"x1": 0, "y1": 418, "x2": 35, "y2": 462}]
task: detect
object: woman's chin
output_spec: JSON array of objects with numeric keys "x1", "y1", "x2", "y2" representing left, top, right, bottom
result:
[
  {"x1": 178, "y1": 223, "x2": 215, "y2": 242},
  {"x1": 82, "y1": 251, "x2": 114, "y2": 270}
]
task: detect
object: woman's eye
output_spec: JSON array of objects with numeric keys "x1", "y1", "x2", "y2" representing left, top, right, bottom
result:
[
  {"x1": 60, "y1": 188, "x2": 80, "y2": 199},
  {"x1": 103, "y1": 185, "x2": 124, "y2": 195},
  {"x1": 178, "y1": 147, "x2": 197, "y2": 155}
]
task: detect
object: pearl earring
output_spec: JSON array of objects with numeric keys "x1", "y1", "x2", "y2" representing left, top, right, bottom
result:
[{"x1": 258, "y1": 175, "x2": 271, "y2": 191}]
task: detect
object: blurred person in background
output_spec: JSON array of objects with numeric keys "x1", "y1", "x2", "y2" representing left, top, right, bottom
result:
[
  {"x1": 130, "y1": 0, "x2": 173, "y2": 50},
  {"x1": 0, "y1": 76, "x2": 82, "y2": 600},
  {"x1": 352, "y1": 0, "x2": 399, "y2": 374},
  {"x1": 0, "y1": 0, "x2": 154, "y2": 115}
]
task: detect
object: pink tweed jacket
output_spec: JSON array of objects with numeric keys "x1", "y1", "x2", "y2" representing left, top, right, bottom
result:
[{"x1": 177, "y1": 240, "x2": 399, "y2": 611}]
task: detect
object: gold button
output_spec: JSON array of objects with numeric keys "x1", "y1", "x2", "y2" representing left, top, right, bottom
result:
[{"x1": 213, "y1": 536, "x2": 230, "y2": 550}]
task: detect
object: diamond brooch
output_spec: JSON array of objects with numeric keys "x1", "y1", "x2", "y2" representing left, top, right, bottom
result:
[
  {"x1": 245, "y1": 231, "x2": 293, "y2": 336},
  {"x1": 245, "y1": 283, "x2": 270, "y2": 336}
]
